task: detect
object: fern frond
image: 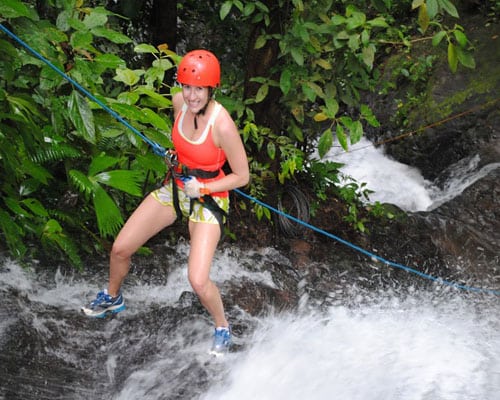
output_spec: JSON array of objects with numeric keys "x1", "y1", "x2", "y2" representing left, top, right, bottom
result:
[
  {"x1": 69, "y1": 169, "x2": 95, "y2": 199},
  {"x1": 92, "y1": 185, "x2": 124, "y2": 237},
  {"x1": 41, "y1": 219, "x2": 82, "y2": 269},
  {"x1": 0, "y1": 208, "x2": 27, "y2": 257},
  {"x1": 29, "y1": 143, "x2": 81, "y2": 164}
]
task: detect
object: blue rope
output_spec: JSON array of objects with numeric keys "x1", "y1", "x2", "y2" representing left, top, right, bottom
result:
[
  {"x1": 2, "y1": 23, "x2": 498, "y2": 296},
  {"x1": 234, "y1": 189, "x2": 500, "y2": 295}
]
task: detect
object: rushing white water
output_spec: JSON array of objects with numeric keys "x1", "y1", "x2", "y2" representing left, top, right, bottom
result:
[
  {"x1": 327, "y1": 137, "x2": 499, "y2": 212},
  {"x1": 202, "y1": 296, "x2": 499, "y2": 400},
  {"x1": 1, "y1": 139, "x2": 499, "y2": 400},
  {"x1": 2, "y1": 253, "x2": 499, "y2": 400}
]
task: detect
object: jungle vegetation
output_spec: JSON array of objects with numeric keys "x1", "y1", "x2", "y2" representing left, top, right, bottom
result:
[{"x1": 0, "y1": 0, "x2": 491, "y2": 267}]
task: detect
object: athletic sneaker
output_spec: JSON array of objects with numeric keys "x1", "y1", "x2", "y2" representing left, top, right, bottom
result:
[
  {"x1": 210, "y1": 326, "x2": 232, "y2": 355},
  {"x1": 81, "y1": 289, "x2": 125, "y2": 318}
]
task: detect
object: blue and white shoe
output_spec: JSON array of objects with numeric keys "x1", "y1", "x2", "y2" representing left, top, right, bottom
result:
[
  {"x1": 210, "y1": 326, "x2": 232, "y2": 356},
  {"x1": 81, "y1": 289, "x2": 125, "y2": 318}
]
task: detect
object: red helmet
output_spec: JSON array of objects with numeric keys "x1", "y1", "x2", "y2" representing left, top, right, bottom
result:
[{"x1": 177, "y1": 50, "x2": 220, "y2": 87}]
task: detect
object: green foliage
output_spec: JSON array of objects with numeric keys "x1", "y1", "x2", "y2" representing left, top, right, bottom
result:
[
  {"x1": 0, "y1": 0, "x2": 176, "y2": 266},
  {"x1": 0, "y1": 0, "x2": 478, "y2": 264},
  {"x1": 219, "y1": 0, "x2": 473, "y2": 233},
  {"x1": 412, "y1": 0, "x2": 475, "y2": 72}
]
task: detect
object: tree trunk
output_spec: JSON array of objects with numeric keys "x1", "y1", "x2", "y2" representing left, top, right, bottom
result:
[{"x1": 243, "y1": 2, "x2": 290, "y2": 134}]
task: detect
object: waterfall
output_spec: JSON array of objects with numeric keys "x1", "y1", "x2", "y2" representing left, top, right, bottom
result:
[{"x1": 1, "y1": 140, "x2": 499, "y2": 399}]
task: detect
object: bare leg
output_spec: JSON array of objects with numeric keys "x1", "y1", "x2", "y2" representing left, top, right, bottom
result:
[
  {"x1": 108, "y1": 195, "x2": 177, "y2": 297},
  {"x1": 187, "y1": 221, "x2": 228, "y2": 328}
]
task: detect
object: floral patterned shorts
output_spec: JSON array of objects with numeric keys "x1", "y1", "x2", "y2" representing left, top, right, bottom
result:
[{"x1": 150, "y1": 183, "x2": 229, "y2": 225}]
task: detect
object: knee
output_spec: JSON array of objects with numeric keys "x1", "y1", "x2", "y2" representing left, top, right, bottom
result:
[
  {"x1": 110, "y1": 239, "x2": 133, "y2": 261},
  {"x1": 188, "y1": 273, "x2": 210, "y2": 296}
]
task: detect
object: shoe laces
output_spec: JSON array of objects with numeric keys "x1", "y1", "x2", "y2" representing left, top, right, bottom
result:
[
  {"x1": 213, "y1": 327, "x2": 231, "y2": 346},
  {"x1": 90, "y1": 290, "x2": 111, "y2": 307}
]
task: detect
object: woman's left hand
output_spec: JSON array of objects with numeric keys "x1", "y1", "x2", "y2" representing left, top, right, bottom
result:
[{"x1": 183, "y1": 177, "x2": 207, "y2": 198}]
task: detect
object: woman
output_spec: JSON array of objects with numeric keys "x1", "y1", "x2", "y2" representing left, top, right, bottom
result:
[{"x1": 82, "y1": 50, "x2": 250, "y2": 354}]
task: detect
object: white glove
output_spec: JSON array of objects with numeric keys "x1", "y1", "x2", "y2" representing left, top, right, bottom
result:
[{"x1": 183, "y1": 177, "x2": 206, "y2": 198}]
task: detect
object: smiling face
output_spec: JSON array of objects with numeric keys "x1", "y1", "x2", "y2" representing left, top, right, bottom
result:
[{"x1": 182, "y1": 84, "x2": 210, "y2": 114}]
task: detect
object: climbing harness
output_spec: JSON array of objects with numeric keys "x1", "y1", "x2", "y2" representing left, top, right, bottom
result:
[
  {"x1": 164, "y1": 150, "x2": 228, "y2": 233},
  {"x1": 1, "y1": 23, "x2": 498, "y2": 296}
]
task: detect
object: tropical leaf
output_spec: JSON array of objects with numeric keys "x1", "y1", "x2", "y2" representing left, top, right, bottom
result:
[
  {"x1": 68, "y1": 90, "x2": 96, "y2": 144},
  {"x1": 93, "y1": 170, "x2": 144, "y2": 197},
  {"x1": 29, "y1": 143, "x2": 81, "y2": 164},
  {"x1": 92, "y1": 185, "x2": 124, "y2": 237},
  {"x1": 41, "y1": 219, "x2": 82, "y2": 268},
  {"x1": 0, "y1": 208, "x2": 26, "y2": 257},
  {"x1": 88, "y1": 153, "x2": 121, "y2": 176},
  {"x1": 69, "y1": 169, "x2": 94, "y2": 199}
]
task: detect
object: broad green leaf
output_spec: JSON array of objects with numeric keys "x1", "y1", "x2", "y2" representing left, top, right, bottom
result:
[
  {"x1": 318, "y1": 128, "x2": 333, "y2": 158},
  {"x1": 21, "y1": 198, "x2": 49, "y2": 217},
  {"x1": 94, "y1": 170, "x2": 144, "y2": 196},
  {"x1": 336, "y1": 124, "x2": 348, "y2": 151},
  {"x1": 453, "y1": 30, "x2": 467, "y2": 47},
  {"x1": 114, "y1": 68, "x2": 141, "y2": 86},
  {"x1": 255, "y1": 84, "x2": 269, "y2": 103},
  {"x1": 417, "y1": 3, "x2": 429, "y2": 33},
  {"x1": 280, "y1": 69, "x2": 292, "y2": 95},
  {"x1": 349, "y1": 120, "x2": 363, "y2": 144},
  {"x1": 152, "y1": 58, "x2": 174, "y2": 71},
  {"x1": 325, "y1": 98, "x2": 339, "y2": 118},
  {"x1": 83, "y1": 9, "x2": 108, "y2": 29},
  {"x1": 367, "y1": 17, "x2": 388, "y2": 28},
  {"x1": 362, "y1": 44, "x2": 375, "y2": 69},
  {"x1": 302, "y1": 83, "x2": 316, "y2": 102},
  {"x1": 4, "y1": 197, "x2": 31, "y2": 217},
  {"x1": 456, "y1": 47, "x2": 475, "y2": 69},
  {"x1": 111, "y1": 103, "x2": 148, "y2": 123},
  {"x1": 220, "y1": 1, "x2": 233, "y2": 20},
  {"x1": 68, "y1": 91, "x2": 96, "y2": 144},
  {"x1": 117, "y1": 91, "x2": 140, "y2": 105},
  {"x1": 346, "y1": 11, "x2": 366, "y2": 30},
  {"x1": 360, "y1": 104, "x2": 380, "y2": 127},
  {"x1": 134, "y1": 43, "x2": 159, "y2": 54},
  {"x1": 439, "y1": 0, "x2": 459, "y2": 18},
  {"x1": 142, "y1": 108, "x2": 169, "y2": 131},
  {"x1": 70, "y1": 30, "x2": 93, "y2": 49},
  {"x1": 315, "y1": 58, "x2": 332, "y2": 70},
  {"x1": 291, "y1": 47, "x2": 304, "y2": 66},
  {"x1": 243, "y1": 3, "x2": 256, "y2": 17},
  {"x1": 254, "y1": 35, "x2": 267, "y2": 50},
  {"x1": 88, "y1": 153, "x2": 120, "y2": 176},
  {"x1": 0, "y1": 0, "x2": 34, "y2": 19},
  {"x1": 411, "y1": 0, "x2": 425, "y2": 9},
  {"x1": 91, "y1": 27, "x2": 132, "y2": 44},
  {"x1": 348, "y1": 33, "x2": 360, "y2": 51},
  {"x1": 314, "y1": 112, "x2": 328, "y2": 122},
  {"x1": 427, "y1": 0, "x2": 438, "y2": 19},
  {"x1": 331, "y1": 15, "x2": 346, "y2": 26},
  {"x1": 135, "y1": 87, "x2": 172, "y2": 108},
  {"x1": 267, "y1": 141, "x2": 276, "y2": 160},
  {"x1": 432, "y1": 31, "x2": 446, "y2": 46}
]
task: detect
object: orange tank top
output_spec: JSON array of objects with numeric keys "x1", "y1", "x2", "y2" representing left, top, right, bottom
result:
[{"x1": 172, "y1": 102, "x2": 227, "y2": 197}]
